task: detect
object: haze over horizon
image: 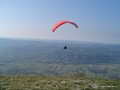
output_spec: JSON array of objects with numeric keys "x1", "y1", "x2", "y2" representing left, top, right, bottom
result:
[{"x1": 0, "y1": 0, "x2": 120, "y2": 44}]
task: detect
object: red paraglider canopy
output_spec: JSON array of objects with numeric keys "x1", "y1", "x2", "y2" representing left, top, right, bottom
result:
[{"x1": 52, "y1": 20, "x2": 78, "y2": 32}]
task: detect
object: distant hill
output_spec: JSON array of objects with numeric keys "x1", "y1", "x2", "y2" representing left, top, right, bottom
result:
[{"x1": 0, "y1": 38, "x2": 120, "y2": 78}]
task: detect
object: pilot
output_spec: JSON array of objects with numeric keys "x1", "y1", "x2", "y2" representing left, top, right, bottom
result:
[{"x1": 64, "y1": 46, "x2": 67, "y2": 50}]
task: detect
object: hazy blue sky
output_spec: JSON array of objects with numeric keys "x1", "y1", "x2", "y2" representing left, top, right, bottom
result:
[{"x1": 0, "y1": 0, "x2": 120, "y2": 44}]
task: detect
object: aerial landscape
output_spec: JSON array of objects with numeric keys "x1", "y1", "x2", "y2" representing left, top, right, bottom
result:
[
  {"x1": 0, "y1": 0, "x2": 120, "y2": 90},
  {"x1": 0, "y1": 38, "x2": 120, "y2": 90}
]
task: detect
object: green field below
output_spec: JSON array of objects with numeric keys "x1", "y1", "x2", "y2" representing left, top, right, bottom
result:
[{"x1": 0, "y1": 75, "x2": 120, "y2": 90}]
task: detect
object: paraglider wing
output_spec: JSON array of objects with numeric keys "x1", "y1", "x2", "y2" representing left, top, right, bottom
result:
[{"x1": 52, "y1": 20, "x2": 78, "y2": 32}]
